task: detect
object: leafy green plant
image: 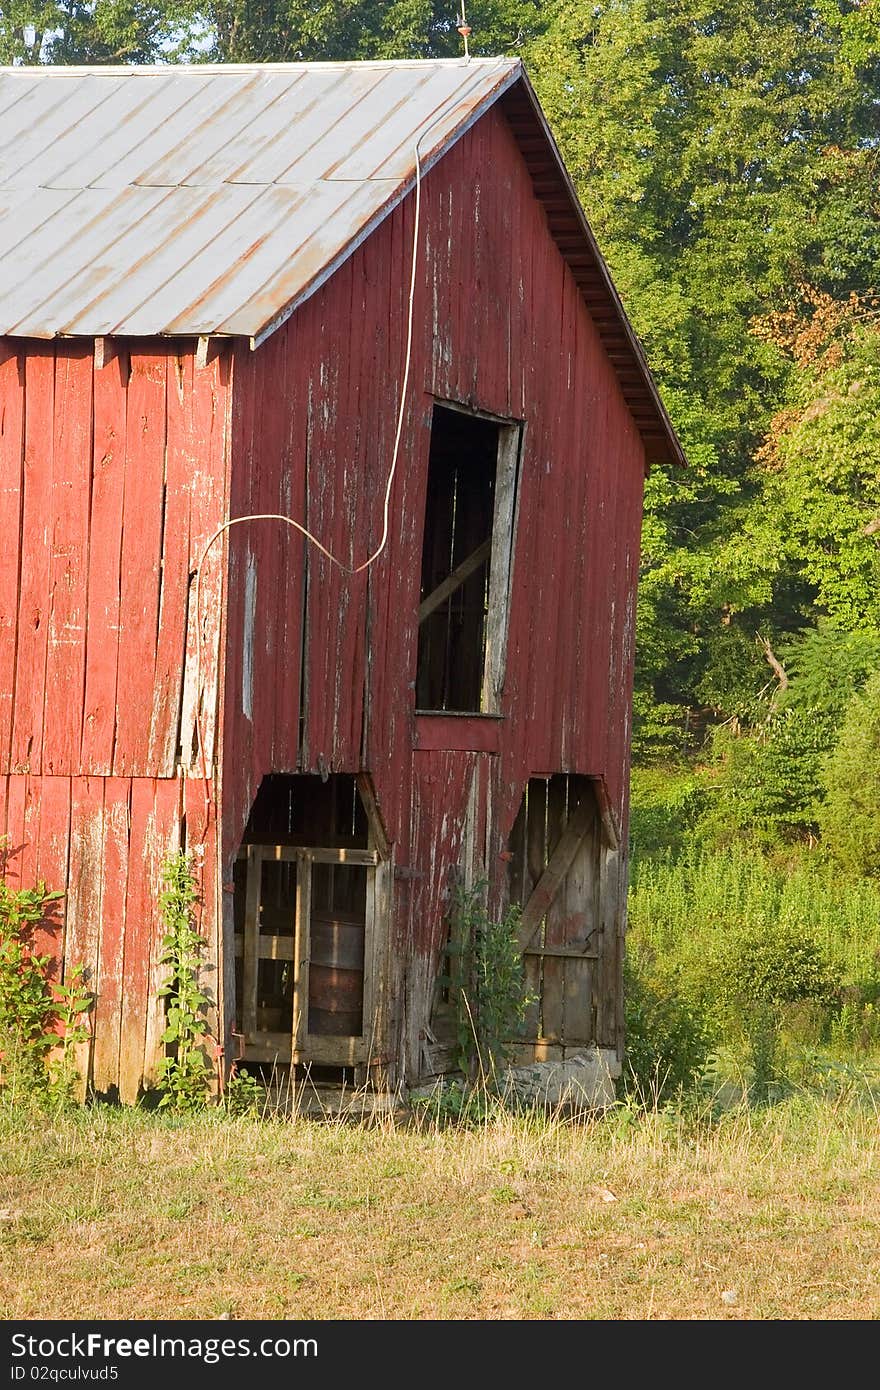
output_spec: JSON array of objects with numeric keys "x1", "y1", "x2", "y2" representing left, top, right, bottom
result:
[
  {"x1": 155, "y1": 850, "x2": 213, "y2": 1110},
  {"x1": 223, "y1": 1064, "x2": 265, "y2": 1117},
  {"x1": 0, "y1": 845, "x2": 69, "y2": 1101},
  {"x1": 48, "y1": 963, "x2": 93, "y2": 1103},
  {"x1": 621, "y1": 945, "x2": 716, "y2": 1104},
  {"x1": 819, "y1": 672, "x2": 880, "y2": 877},
  {"x1": 443, "y1": 879, "x2": 534, "y2": 1086}
]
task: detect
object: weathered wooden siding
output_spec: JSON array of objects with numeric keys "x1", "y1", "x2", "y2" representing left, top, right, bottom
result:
[
  {"x1": 1, "y1": 96, "x2": 646, "y2": 1094},
  {"x1": 223, "y1": 103, "x2": 645, "y2": 1074},
  {"x1": 0, "y1": 339, "x2": 230, "y2": 1098}
]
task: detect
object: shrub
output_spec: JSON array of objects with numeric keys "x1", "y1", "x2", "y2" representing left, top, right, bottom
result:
[
  {"x1": 155, "y1": 850, "x2": 214, "y2": 1110},
  {"x1": 444, "y1": 880, "x2": 534, "y2": 1086},
  {"x1": 0, "y1": 845, "x2": 89, "y2": 1104},
  {"x1": 819, "y1": 672, "x2": 880, "y2": 876},
  {"x1": 621, "y1": 945, "x2": 715, "y2": 1103},
  {"x1": 696, "y1": 710, "x2": 834, "y2": 850}
]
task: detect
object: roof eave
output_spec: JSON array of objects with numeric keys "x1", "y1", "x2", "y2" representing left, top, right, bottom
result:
[{"x1": 501, "y1": 69, "x2": 686, "y2": 470}]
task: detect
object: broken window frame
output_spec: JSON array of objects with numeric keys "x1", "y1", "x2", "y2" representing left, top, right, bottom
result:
[{"x1": 416, "y1": 401, "x2": 523, "y2": 716}]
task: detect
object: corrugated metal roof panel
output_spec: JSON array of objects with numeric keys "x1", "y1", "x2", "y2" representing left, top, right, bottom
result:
[
  {"x1": 0, "y1": 57, "x2": 685, "y2": 465},
  {"x1": 0, "y1": 59, "x2": 519, "y2": 340}
]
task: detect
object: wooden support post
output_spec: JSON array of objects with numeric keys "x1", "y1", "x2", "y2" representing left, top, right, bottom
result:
[
  {"x1": 292, "y1": 850, "x2": 311, "y2": 1054},
  {"x1": 242, "y1": 845, "x2": 261, "y2": 1038}
]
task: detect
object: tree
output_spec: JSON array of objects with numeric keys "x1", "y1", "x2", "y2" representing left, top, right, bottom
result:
[
  {"x1": 196, "y1": 1, "x2": 546, "y2": 63},
  {"x1": 526, "y1": 1, "x2": 880, "y2": 747},
  {"x1": 0, "y1": 1, "x2": 194, "y2": 62}
]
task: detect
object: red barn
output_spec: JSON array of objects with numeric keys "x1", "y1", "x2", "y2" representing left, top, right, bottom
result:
[{"x1": 0, "y1": 58, "x2": 682, "y2": 1105}]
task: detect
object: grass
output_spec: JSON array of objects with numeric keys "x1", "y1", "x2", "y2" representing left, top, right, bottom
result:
[
  {"x1": 1, "y1": 1090, "x2": 879, "y2": 1321},
  {"x1": 629, "y1": 844, "x2": 880, "y2": 983}
]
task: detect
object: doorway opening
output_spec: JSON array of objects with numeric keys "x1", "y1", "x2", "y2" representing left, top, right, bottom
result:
[{"x1": 232, "y1": 773, "x2": 390, "y2": 1075}]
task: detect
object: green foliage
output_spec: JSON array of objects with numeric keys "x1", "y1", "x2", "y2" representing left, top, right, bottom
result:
[
  {"x1": 621, "y1": 946, "x2": 715, "y2": 1103},
  {"x1": 626, "y1": 833, "x2": 880, "y2": 1097},
  {"x1": 48, "y1": 963, "x2": 92, "y2": 1103},
  {"x1": 697, "y1": 710, "x2": 835, "y2": 848},
  {"x1": 781, "y1": 620, "x2": 880, "y2": 721},
  {"x1": 0, "y1": 1, "x2": 196, "y2": 63},
  {"x1": 155, "y1": 850, "x2": 214, "y2": 1111},
  {"x1": 443, "y1": 879, "x2": 533, "y2": 1085},
  {"x1": 0, "y1": 873, "x2": 63, "y2": 1097},
  {"x1": 222, "y1": 1063, "x2": 265, "y2": 1117},
  {"x1": 528, "y1": 1, "x2": 880, "y2": 736},
  {"x1": 628, "y1": 765, "x2": 705, "y2": 858},
  {"x1": 761, "y1": 326, "x2": 880, "y2": 631},
  {"x1": 0, "y1": 844, "x2": 90, "y2": 1104},
  {"x1": 819, "y1": 672, "x2": 880, "y2": 877}
]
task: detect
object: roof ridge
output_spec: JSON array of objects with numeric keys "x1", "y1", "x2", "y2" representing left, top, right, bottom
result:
[{"x1": 1, "y1": 57, "x2": 519, "y2": 76}]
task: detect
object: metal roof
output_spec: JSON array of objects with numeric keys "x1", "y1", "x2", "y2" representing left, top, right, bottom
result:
[
  {"x1": 0, "y1": 57, "x2": 684, "y2": 466},
  {"x1": 0, "y1": 59, "x2": 519, "y2": 342}
]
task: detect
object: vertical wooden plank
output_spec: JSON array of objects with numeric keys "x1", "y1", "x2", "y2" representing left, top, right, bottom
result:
[
  {"x1": 183, "y1": 771, "x2": 223, "y2": 1057},
  {"x1": 562, "y1": 790, "x2": 599, "y2": 1045},
  {"x1": 552, "y1": 268, "x2": 587, "y2": 770},
  {"x1": 143, "y1": 776, "x2": 182, "y2": 1089},
  {"x1": 293, "y1": 850, "x2": 311, "y2": 1054},
  {"x1": 180, "y1": 349, "x2": 229, "y2": 781},
  {"x1": 43, "y1": 346, "x2": 93, "y2": 775},
  {"x1": 596, "y1": 842, "x2": 623, "y2": 1052},
  {"x1": 148, "y1": 354, "x2": 193, "y2": 775},
  {"x1": 242, "y1": 843, "x2": 261, "y2": 1038},
  {"x1": 65, "y1": 775, "x2": 104, "y2": 1094},
  {"x1": 113, "y1": 353, "x2": 167, "y2": 777},
  {"x1": 92, "y1": 777, "x2": 130, "y2": 1096},
  {"x1": 117, "y1": 778, "x2": 157, "y2": 1102},
  {"x1": 0, "y1": 347, "x2": 24, "y2": 770},
  {"x1": 34, "y1": 774, "x2": 71, "y2": 970},
  {"x1": 523, "y1": 777, "x2": 548, "y2": 1043},
  {"x1": 81, "y1": 352, "x2": 127, "y2": 775},
  {"x1": 516, "y1": 783, "x2": 540, "y2": 1045},
  {"x1": 2, "y1": 774, "x2": 28, "y2": 888},
  {"x1": 540, "y1": 777, "x2": 567, "y2": 1043},
  {"x1": 11, "y1": 348, "x2": 55, "y2": 774}
]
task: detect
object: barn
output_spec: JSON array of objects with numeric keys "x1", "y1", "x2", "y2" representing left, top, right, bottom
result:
[{"x1": 0, "y1": 57, "x2": 683, "y2": 1106}]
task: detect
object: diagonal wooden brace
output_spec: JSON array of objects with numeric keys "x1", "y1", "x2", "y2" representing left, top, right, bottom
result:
[
  {"x1": 517, "y1": 796, "x2": 593, "y2": 951},
  {"x1": 418, "y1": 537, "x2": 491, "y2": 624}
]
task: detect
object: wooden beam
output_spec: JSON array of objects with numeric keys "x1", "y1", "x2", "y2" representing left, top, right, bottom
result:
[
  {"x1": 94, "y1": 337, "x2": 116, "y2": 371},
  {"x1": 418, "y1": 537, "x2": 491, "y2": 625},
  {"x1": 593, "y1": 778, "x2": 621, "y2": 850},
  {"x1": 292, "y1": 851, "x2": 311, "y2": 1054},
  {"x1": 242, "y1": 845, "x2": 262, "y2": 1038},
  {"x1": 517, "y1": 798, "x2": 593, "y2": 951},
  {"x1": 523, "y1": 944, "x2": 598, "y2": 960}
]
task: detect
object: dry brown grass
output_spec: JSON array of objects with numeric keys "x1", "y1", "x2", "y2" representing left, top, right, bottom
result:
[{"x1": 1, "y1": 1090, "x2": 878, "y2": 1321}]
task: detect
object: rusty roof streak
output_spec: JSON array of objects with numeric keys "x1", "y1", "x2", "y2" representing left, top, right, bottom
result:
[{"x1": 0, "y1": 58, "x2": 684, "y2": 465}]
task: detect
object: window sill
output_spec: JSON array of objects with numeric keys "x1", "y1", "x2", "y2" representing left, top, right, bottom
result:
[{"x1": 413, "y1": 712, "x2": 503, "y2": 753}]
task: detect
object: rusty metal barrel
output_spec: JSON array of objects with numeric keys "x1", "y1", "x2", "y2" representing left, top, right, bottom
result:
[{"x1": 308, "y1": 908, "x2": 365, "y2": 1037}]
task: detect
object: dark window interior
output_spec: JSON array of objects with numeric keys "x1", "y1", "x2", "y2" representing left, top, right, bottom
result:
[
  {"x1": 417, "y1": 405, "x2": 500, "y2": 712},
  {"x1": 233, "y1": 774, "x2": 369, "y2": 1043},
  {"x1": 239, "y1": 773, "x2": 369, "y2": 848}
]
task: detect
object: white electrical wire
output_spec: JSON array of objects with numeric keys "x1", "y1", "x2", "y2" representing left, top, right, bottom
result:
[{"x1": 192, "y1": 100, "x2": 459, "y2": 808}]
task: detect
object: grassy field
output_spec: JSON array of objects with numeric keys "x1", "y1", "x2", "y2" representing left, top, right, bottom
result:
[{"x1": 1, "y1": 1091, "x2": 878, "y2": 1322}]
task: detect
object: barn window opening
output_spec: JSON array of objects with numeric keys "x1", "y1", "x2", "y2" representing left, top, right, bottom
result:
[
  {"x1": 232, "y1": 773, "x2": 390, "y2": 1078},
  {"x1": 416, "y1": 403, "x2": 521, "y2": 713}
]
